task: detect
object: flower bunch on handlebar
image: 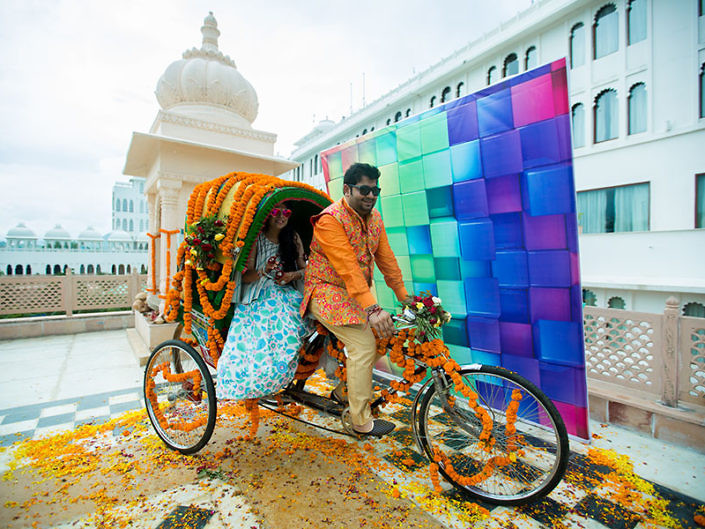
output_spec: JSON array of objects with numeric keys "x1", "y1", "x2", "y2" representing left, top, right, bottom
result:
[
  {"x1": 399, "y1": 292, "x2": 452, "y2": 340},
  {"x1": 184, "y1": 214, "x2": 228, "y2": 270},
  {"x1": 264, "y1": 256, "x2": 285, "y2": 281}
]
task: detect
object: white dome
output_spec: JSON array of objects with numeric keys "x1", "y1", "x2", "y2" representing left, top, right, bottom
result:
[
  {"x1": 108, "y1": 230, "x2": 132, "y2": 242},
  {"x1": 44, "y1": 224, "x2": 71, "y2": 240},
  {"x1": 6, "y1": 222, "x2": 37, "y2": 239},
  {"x1": 78, "y1": 226, "x2": 102, "y2": 240},
  {"x1": 155, "y1": 12, "x2": 259, "y2": 126}
]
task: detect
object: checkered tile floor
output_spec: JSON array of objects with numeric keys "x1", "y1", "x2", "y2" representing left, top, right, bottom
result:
[
  {"x1": 1, "y1": 382, "x2": 703, "y2": 529},
  {"x1": 0, "y1": 387, "x2": 144, "y2": 446}
]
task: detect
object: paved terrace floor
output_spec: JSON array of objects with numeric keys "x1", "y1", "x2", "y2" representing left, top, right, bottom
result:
[{"x1": 0, "y1": 330, "x2": 704, "y2": 528}]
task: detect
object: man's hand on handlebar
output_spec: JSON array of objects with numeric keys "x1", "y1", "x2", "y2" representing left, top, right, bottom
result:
[{"x1": 368, "y1": 309, "x2": 395, "y2": 339}]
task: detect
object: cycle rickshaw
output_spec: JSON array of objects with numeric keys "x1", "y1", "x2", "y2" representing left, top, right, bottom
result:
[{"x1": 143, "y1": 172, "x2": 569, "y2": 506}]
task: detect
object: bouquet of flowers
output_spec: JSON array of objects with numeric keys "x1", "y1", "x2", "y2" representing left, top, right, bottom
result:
[
  {"x1": 401, "y1": 291, "x2": 452, "y2": 340},
  {"x1": 264, "y1": 255, "x2": 284, "y2": 282},
  {"x1": 184, "y1": 214, "x2": 227, "y2": 270}
]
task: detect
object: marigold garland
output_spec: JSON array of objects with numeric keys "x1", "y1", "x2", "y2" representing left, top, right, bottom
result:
[
  {"x1": 146, "y1": 232, "x2": 161, "y2": 294},
  {"x1": 144, "y1": 362, "x2": 206, "y2": 433},
  {"x1": 164, "y1": 172, "x2": 330, "y2": 367}
]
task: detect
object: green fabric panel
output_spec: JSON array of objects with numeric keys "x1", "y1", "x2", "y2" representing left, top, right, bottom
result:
[
  {"x1": 410, "y1": 254, "x2": 435, "y2": 282},
  {"x1": 422, "y1": 149, "x2": 452, "y2": 189},
  {"x1": 379, "y1": 163, "x2": 400, "y2": 197},
  {"x1": 420, "y1": 112, "x2": 449, "y2": 153},
  {"x1": 399, "y1": 158, "x2": 425, "y2": 194},
  {"x1": 396, "y1": 123, "x2": 422, "y2": 161},
  {"x1": 430, "y1": 218, "x2": 460, "y2": 257},
  {"x1": 402, "y1": 191, "x2": 429, "y2": 226},
  {"x1": 380, "y1": 195, "x2": 405, "y2": 227},
  {"x1": 436, "y1": 280, "x2": 467, "y2": 317}
]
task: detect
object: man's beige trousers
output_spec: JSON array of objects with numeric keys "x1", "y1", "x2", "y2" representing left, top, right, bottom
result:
[{"x1": 309, "y1": 299, "x2": 377, "y2": 427}]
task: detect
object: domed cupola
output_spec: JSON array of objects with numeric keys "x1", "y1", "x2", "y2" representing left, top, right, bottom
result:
[{"x1": 155, "y1": 12, "x2": 259, "y2": 128}]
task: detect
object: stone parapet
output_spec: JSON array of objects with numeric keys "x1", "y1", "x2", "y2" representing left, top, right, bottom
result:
[{"x1": 0, "y1": 311, "x2": 135, "y2": 340}]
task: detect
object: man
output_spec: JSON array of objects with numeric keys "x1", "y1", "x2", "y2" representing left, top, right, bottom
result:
[{"x1": 301, "y1": 162, "x2": 410, "y2": 437}]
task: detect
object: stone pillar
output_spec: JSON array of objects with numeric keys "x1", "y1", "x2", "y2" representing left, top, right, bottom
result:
[
  {"x1": 156, "y1": 179, "x2": 183, "y2": 297},
  {"x1": 661, "y1": 296, "x2": 679, "y2": 408}
]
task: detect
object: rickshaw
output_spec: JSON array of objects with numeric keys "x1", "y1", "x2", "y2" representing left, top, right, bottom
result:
[{"x1": 143, "y1": 172, "x2": 569, "y2": 506}]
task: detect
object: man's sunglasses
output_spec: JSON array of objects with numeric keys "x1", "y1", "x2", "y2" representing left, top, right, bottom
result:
[
  {"x1": 270, "y1": 208, "x2": 292, "y2": 218},
  {"x1": 349, "y1": 184, "x2": 381, "y2": 197}
]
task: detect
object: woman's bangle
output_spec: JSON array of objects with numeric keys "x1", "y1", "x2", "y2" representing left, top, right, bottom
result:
[{"x1": 365, "y1": 304, "x2": 382, "y2": 321}]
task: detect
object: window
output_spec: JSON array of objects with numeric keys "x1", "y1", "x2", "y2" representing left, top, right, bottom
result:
[
  {"x1": 80, "y1": 264, "x2": 85, "y2": 274},
  {"x1": 628, "y1": 83, "x2": 646, "y2": 134},
  {"x1": 45, "y1": 265, "x2": 51, "y2": 274},
  {"x1": 118, "y1": 264, "x2": 125, "y2": 275},
  {"x1": 582, "y1": 289, "x2": 597, "y2": 306},
  {"x1": 14, "y1": 264, "x2": 23, "y2": 275},
  {"x1": 26, "y1": 265, "x2": 31, "y2": 275},
  {"x1": 594, "y1": 4, "x2": 619, "y2": 59},
  {"x1": 54, "y1": 264, "x2": 61, "y2": 275},
  {"x1": 525, "y1": 47, "x2": 537, "y2": 70},
  {"x1": 116, "y1": 199, "x2": 121, "y2": 212},
  {"x1": 577, "y1": 182, "x2": 650, "y2": 233},
  {"x1": 456, "y1": 82, "x2": 464, "y2": 98},
  {"x1": 683, "y1": 302, "x2": 705, "y2": 318},
  {"x1": 608, "y1": 296, "x2": 626, "y2": 309},
  {"x1": 572, "y1": 103, "x2": 585, "y2": 148},
  {"x1": 503, "y1": 53, "x2": 519, "y2": 77},
  {"x1": 7, "y1": 264, "x2": 13, "y2": 275},
  {"x1": 627, "y1": 0, "x2": 646, "y2": 45},
  {"x1": 697, "y1": 174, "x2": 705, "y2": 228},
  {"x1": 594, "y1": 89, "x2": 618, "y2": 143},
  {"x1": 97, "y1": 264, "x2": 102, "y2": 274},
  {"x1": 487, "y1": 66, "x2": 497, "y2": 85},
  {"x1": 570, "y1": 23, "x2": 585, "y2": 68},
  {"x1": 441, "y1": 86, "x2": 451, "y2": 103},
  {"x1": 701, "y1": 0, "x2": 704, "y2": 16},
  {"x1": 699, "y1": 63, "x2": 705, "y2": 118},
  {"x1": 362, "y1": 129, "x2": 367, "y2": 135},
  {"x1": 122, "y1": 199, "x2": 127, "y2": 211},
  {"x1": 394, "y1": 111, "x2": 402, "y2": 122},
  {"x1": 129, "y1": 200, "x2": 134, "y2": 213},
  {"x1": 429, "y1": 96, "x2": 436, "y2": 108},
  {"x1": 122, "y1": 219, "x2": 127, "y2": 231},
  {"x1": 129, "y1": 219, "x2": 134, "y2": 232},
  {"x1": 405, "y1": 108, "x2": 411, "y2": 117},
  {"x1": 386, "y1": 118, "x2": 391, "y2": 126},
  {"x1": 314, "y1": 154, "x2": 319, "y2": 172},
  {"x1": 87, "y1": 264, "x2": 94, "y2": 274}
]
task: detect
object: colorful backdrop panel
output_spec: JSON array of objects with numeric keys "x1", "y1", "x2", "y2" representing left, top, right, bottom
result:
[{"x1": 320, "y1": 59, "x2": 589, "y2": 440}]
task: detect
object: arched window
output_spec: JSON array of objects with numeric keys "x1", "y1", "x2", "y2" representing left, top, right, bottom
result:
[
  {"x1": 525, "y1": 47, "x2": 537, "y2": 70},
  {"x1": 362, "y1": 129, "x2": 367, "y2": 136},
  {"x1": 405, "y1": 108, "x2": 411, "y2": 117},
  {"x1": 127, "y1": 264, "x2": 131, "y2": 273},
  {"x1": 122, "y1": 198, "x2": 127, "y2": 211},
  {"x1": 116, "y1": 200, "x2": 121, "y2": 212},
  {"x1": 112, "y1": 264, "x2": 116, "y2": 274},
  {"x1": 394, "y1": 111, "x2": 402, "y2": 122},
  {"x1": 118, "y1": 264, "x2": 125, "y2": 274},
  {"x1": 96, "y1": 264, "x2": 102, "y2": 274},
  {"x1": 129, "y1": 200, "x2": 134, "y2": 213},
  {"x1": 26, "y1": 265, "x2": 31, "y2": 275},
  {"x1": 503, "y1": 53, "x2": 519, "y2": 77},
  {"x1": 15, "y1": 264, "x2": 23, "y2": 275},
  {"x1": 53, "y1": 264, "x2": 61, "y2": 275},
  {"x1": 487, "y1": 66, "x2": 497, "y2": 85},
  {"x1": 130, "y1": 219, "x2": 134, "y2": 232},
  {"x1": 683, "y1": 302, "x2": 705, "y2": 318},
  {"x1": 441, "y1": 86, "x2": 451, "y2": 103},
  {"x1": 429, "y1": 96, "x2": 436, "y2": 108},
  {"x1": 87, "y1": 264, "x2": 94, "y2": 274},
  {"x1": 700, "y1": 63, "x2": 705, "y2": 118},
  {"x1": 370, "y1": 126, "x2": 375, "y2": 132},
  {"x1": 594, "y1": 4, "x2": 619, "y2": 59},
  {"x1": 45, "y1": 264, "x2": 51, "y2": 274},
  {"x1": 594, "y1": 89, "x2": 618, "y2": 143},
  {"x1": 122, "y1": 219, "x2": 127, "y2": 231},
  {"x1": 628, "y1": 83, "x2": 646, "y2": 134},
  {"x1": 608, "y1": 296, "x2": 626, "y2": 309},
  {"x1": 80, "y1": 264, "x2": 85, "y2": 274},
  {"x1": 456, "y1": 82, "x2": 464, "y2": 98},
  {"x1": 572, "y1": 103, "x2": 586, "y2": 148},
  {"x1": 627, "y1": 0, "x2": 646, "y2": 45},
  {"x1": 570, "y1": 23, "x2": 585, "y2": 68},
  {"x1": 582, "y1": 289, "x2": 597, "y2": 306},
  {"x1": 7, "y1": 265, "x2": 12, "y2": 275},
  {"x1": 386, "y1": 118, "x2": 391, "y2": 126}
]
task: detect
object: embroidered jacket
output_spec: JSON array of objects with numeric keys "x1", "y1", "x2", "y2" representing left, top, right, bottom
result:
[{"x1": 300, "y1": 198, "x2": 407, "y2": 325}]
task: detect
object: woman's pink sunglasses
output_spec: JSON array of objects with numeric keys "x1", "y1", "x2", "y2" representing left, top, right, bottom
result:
[{"x1": 270, "y1": 208, "x2": 292, "y2": 218}]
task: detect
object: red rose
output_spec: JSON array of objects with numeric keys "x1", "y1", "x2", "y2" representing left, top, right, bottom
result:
[
  {"x1": 214, "y1": 220, "x2": 224, "y2": 227},
  {"x1": 198, "y1": 226, "x2": 204, "y2": 233},
  {"x1": 430, "y1": 317, "x2": 437, "y2": 324},
  {"x1": 430, "y1": 306, "x2": 437, "y2": 314},
  {"x1": 423, "y1": 297, "x2": 434, "y2": 307},
  {"x1": 414, "y1": 296, "x2": 421, "y2": 302},
  {"x1": 193, "y1": 238, "x2": 201, "y2": 245},
  {"x1": 202, "y1": 243, "x2": 212, "y2": 251}
]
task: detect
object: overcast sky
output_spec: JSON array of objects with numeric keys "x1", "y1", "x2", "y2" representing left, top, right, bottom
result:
[{"x1": 0, "y1": 0, "x2": 531, "y2": 238}]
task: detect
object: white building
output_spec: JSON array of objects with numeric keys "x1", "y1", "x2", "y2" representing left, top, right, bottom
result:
[
  {"x1": 288, "y1": 0, "x2": 705, "y2": 316},
  {"x1": 113, "y1": 177, "x2": 149, "y2": 235},
  {"x1": 0, "y1": 223, "x2": 147, "y2": 276}
]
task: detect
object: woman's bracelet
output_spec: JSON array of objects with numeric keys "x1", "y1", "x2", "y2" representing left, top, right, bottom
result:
[{"x1": 365, "y1": 304, "x2": 383, "y2": 321}]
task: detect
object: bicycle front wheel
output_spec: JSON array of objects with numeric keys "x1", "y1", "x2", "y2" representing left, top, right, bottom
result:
[
  {"x1": 417, "y1": 365, "x2": 568, "y2": 505},
  {"x1": 143, "y1": 340, "x2": 217, "y2": 454}
]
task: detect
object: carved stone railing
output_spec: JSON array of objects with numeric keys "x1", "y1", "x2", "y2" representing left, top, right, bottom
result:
[
  {"x1": 584, "y1": 297, "x2": 705, "y2": 410},
  {"x1": 0, "y1": 270, "x2": 147, "y2": 317}
]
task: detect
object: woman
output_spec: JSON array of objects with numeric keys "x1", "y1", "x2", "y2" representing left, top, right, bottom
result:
[{"x1": 216, "y1": 203, "x2": 310, "y2": 400}]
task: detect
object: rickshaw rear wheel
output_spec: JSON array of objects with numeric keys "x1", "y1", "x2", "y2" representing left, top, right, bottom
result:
[{"x1": 143, "y1": 339, "x2": 217, "y2": 454}]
